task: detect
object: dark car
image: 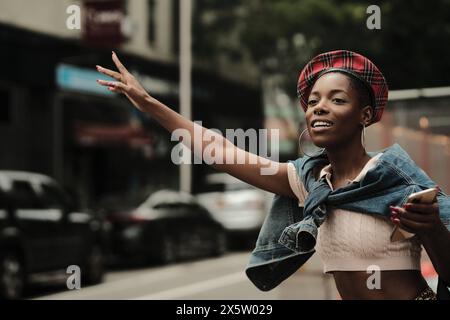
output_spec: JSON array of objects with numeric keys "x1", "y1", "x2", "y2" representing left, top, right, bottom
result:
[
  {"x1": 0, "y1": 171, "x2": 108, "y2": 299},
  {"x1": 102, "y1": 189, "x2": 227, "y2": 265}
]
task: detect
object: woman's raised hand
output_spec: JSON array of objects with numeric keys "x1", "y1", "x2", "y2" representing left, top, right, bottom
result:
[{"x1": 96, "y1": 51, "x2": 156, "y2": 113}]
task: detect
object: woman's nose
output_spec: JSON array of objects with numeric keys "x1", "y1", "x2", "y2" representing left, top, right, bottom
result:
[{"x1": 313, "y1": 101, "x2": 329, "y2": 115}]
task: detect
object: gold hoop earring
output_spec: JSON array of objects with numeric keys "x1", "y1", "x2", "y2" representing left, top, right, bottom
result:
[
  {"x1": 361, "y1": 123, "x2": 366, "y2": 150},
  {"x1": 299, "y1": 128, "x2": 325, "y2": 157}
]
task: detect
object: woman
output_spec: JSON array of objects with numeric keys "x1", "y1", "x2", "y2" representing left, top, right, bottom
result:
[{"x1": 97, "y1": 50, "x2": 450, "y2": 300}]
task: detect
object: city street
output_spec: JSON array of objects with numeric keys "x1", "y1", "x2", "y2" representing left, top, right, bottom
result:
[
  {"x1": 1, "y1": 0, "x2": 448, "y2": 303},
  {"x1": 33, "y1": 252, "x2": 338, "y2": 300}
]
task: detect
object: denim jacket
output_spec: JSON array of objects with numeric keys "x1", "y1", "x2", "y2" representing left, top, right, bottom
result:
[{"x1": 245, "y1": 143, "x2": 450, "y2": 299}]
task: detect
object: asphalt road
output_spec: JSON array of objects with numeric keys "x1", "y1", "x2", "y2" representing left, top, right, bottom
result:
[{"x1": 33, "y1": 251, "x2": 338, "y2": 300}]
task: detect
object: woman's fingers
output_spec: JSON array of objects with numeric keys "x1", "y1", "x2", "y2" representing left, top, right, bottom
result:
[
  {"x1": 96, "y1": 80, "x2": 128, "y2": 93},
  {"x1": 391, "y1": 205, "x2": 439, "y2": 234},
  {"x1": 403, "y1": 202, "x2": 439, "y2": 215},
  {"x1": 96, "y1": 79, "x2": 114, "y2": 87},
  {"x1": 398, "y1": 215, "x2": 434, "y2": 232},
  {"x1": 107, "y1": 86, "x2": 125, "y2": 94},
  {"x1": 97, "y1": 53, "x2": 152, "y2": 112},
  {"x1": 96, "y1": 65, "x2": 122, "y2": 81},
  {"x1": 112, "y1": 51, "x2": 129, "y2": 74},
  {"x1": 393, "y1": 222, "x2": 415, "y2": 234},
  {"x1": 399, "y1": 209, "x2": 433, "y2": 223}
]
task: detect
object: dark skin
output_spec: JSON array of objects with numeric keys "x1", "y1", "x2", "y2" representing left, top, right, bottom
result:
[
  {"x1": 392, "y1": 202, "x2": 450, "y2": 288},
  {"x1": 97, "y1": 54, "x2": 449, "y2": 300},
  {"x1": 306, "y1": 72, "x2": 450, "y2": 299}
]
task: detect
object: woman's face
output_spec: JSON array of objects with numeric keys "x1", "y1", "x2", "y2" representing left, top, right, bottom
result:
[{"x1": 305, "y1": 72, "x2": 367, "y2": 149}]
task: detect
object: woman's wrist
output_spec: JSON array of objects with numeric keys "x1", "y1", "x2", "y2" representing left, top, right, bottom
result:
[
  {"x1": 141, "y1": 95, "x2": 160, "y2": 114},
  {"x1": 419, "y1": 219, "x2": 448, "y2": 245},
  {"x1": 419, "y1": 221, "x2": 447, "y2": 245},
  {"x1": 420, "y1": 221, "x2": 450, "y2": 285}
]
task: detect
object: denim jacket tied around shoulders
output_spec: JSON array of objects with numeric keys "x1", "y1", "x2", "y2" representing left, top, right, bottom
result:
[{"x1": 245, "y1": 143, "x2": 450, "y2": 299}]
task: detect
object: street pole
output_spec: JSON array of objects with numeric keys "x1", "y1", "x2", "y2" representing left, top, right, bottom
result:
[{"x1": 180, "y1": 0, "x2": 193, "y2": 194}]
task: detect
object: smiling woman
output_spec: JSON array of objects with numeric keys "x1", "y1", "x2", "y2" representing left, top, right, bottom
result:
[
  {"x1": 246, "y1": 50, "x2": 450, "y2": 300},
  {"x1": 294, "y1": 51, "x2": 442, "y2": 299}
]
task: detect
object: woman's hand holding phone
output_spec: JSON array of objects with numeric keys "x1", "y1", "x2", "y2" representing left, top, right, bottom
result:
[{"x1": 390, "y1": 187, "x2": 441, "y2": 241}]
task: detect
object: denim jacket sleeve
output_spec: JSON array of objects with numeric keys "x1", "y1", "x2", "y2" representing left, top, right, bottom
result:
[
  {"x1": 245, "y1": 155, "x2": 320, "y2": 291},
  {"x1": 245, "y1": 192, "x2": 315, "y2": 291}
]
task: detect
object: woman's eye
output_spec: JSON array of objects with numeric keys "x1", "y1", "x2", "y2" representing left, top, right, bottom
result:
[
  {"x1": 307, "y1": 100, "x2": 317, "y2": 106},
  {"x1": 333, "y1": 98, "x2": 346, "y2": 104}
]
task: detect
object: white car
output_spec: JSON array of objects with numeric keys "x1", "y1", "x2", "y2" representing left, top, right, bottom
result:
[{"x1": 196, "y1": 173, "x2": 272, "y2": 247}]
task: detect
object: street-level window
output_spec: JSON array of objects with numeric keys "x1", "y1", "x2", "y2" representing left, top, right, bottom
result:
[
  {"x1": 148, "y1": 0, "x2": 157, "y2": 46},
  {"x1": 172, "y1": 0, "x2": 179, "y2": 54},
  {"x1": 0, "y1": 87, "x2": 11, "y2": 125},
  {"x1": 10, "y1": 181, "x2": 39, "y2": 209},
  {"x1": 39, "y1": 183, "x2": 70, "y2": 211},
  {"x1": 0, "y1": 190, "x2": 7, "y2": 210}
]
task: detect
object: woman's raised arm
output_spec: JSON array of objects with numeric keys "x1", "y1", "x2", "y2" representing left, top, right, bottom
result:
[{"x1": 96, "y1": 52, "x2": 297, "y2": 199}]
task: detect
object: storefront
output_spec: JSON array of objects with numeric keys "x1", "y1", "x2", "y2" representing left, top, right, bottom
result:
[{"x1": 0, "y1": 23, "x2": 263, "y2": 207}]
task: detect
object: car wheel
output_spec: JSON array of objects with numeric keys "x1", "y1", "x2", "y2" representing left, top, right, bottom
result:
[
  {"x1": 83, "y1": 245, "x2": 104, "y2": 286},
  {"x1": 0, "y1": 252, "x2": 25, "y2": 300},
  {"x1": 159, "y1": 236, "x2": 177, "y2": 264},
  {"x1": 212, "y1": 231, "x2": 227, "y2": 256}
]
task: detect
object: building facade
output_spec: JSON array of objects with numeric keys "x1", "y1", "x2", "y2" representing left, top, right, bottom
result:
[{"x1": 0, "y1": 0, "x2": 263, "y2": 208}]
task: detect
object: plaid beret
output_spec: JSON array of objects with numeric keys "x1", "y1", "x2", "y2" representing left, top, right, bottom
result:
[{"x1": 297, "y1": 50, "x2": 388, "y2": 125}]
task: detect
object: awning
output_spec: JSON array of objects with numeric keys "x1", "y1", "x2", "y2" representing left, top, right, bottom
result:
[{"x1": 73, "y1": 121, "x2": 153, "y2": 148}]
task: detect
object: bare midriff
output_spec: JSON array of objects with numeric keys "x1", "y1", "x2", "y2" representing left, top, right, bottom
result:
[{"x1": 331, "y1": 270, "x2": 428, "y2": 300}]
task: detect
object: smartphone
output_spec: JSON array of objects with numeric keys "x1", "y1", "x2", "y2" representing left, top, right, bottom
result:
[
  {"x1": 390, "y1": 188, "x2": 438, "y2": 242},
  {"x1": 406, "y1": 188, "x2": 438, "y2": 204}
]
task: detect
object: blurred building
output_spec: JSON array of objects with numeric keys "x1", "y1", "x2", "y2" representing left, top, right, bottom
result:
[
  {"x1": 0, "y1": 0, "x2": 263, "y2": 208},
  {"x1": 0, "y1": 0, "x2": 175, "y2": 61},
  {"x1": 262, "y1": 76, "x2": 303, "y2": 162},
  {"x1": 365, "y1": 87, "x2": 450, "y2": 193}
]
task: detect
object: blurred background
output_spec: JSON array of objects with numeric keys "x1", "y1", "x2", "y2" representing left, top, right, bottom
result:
[{"x1": 0, "y1": 0, "x2": 449, "y2": 300}]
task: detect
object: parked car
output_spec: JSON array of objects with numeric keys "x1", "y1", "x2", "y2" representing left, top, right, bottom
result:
[
  {"x1": 102, "y1": 189, "x2": 227, "y2": 266},
  {"x1": 0, "y1": 171, "x2": 107, "y2": 299},
  {"x1": 196, "y1": 173, "x2": 272, "y2": 248}
]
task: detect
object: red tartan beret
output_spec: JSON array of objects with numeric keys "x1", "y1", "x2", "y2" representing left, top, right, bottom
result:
[{"x1": 297, "y1": 50, "x2": 388, "y2": 125}]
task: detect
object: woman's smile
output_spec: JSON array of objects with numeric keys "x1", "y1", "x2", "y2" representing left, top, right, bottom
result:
[
  {"x1": 311, "y1": 123, "x2": 334, "y2": 133},
  {"x1": 310, "y1": 119, "x2": 335, "y2": 134}
]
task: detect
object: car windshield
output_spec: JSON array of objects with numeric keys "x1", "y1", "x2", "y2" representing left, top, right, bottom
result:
[
  {"x1": 139, "y1": 190, "x2": 197, "y2": 209},
  {"x1": 96, "y1": 191, "x2": 149, "y2": 211},
  {"x1": 202, "y1": 181, "x2": 256, "y2": 193}
]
